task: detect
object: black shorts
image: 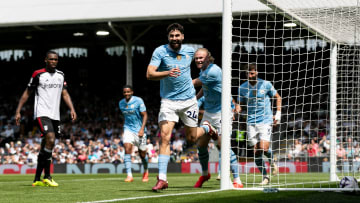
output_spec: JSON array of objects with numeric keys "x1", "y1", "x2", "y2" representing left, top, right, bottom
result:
[{"x1": 36, "y1": 117, "x2": 61, "y2": 137}]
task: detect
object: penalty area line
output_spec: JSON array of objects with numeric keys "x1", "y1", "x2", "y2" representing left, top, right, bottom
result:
[{"x1": 80, "y1": 189, "x2": 223, "y2": 203}]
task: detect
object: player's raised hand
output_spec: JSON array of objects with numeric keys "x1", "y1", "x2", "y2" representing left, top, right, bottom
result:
[{"x1": 169, "y1": 67, "x2": 181, "y2": 77}]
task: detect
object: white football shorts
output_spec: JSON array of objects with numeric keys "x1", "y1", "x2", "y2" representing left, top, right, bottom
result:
[
  {"x1": 200, "y1": 110, "x2": 233, "y2": 135},
  {"x1": 123, "y1": 130, "x2": 147, "y2": 151},
  {"x1": 247, "y1": 124, "x2": 272, "y2": 146},
  {"x1": 158, "y1": 97, "x2": 198, "y2": 127}
]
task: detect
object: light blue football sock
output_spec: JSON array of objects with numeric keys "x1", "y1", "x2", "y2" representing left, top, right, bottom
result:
[
  {"x1": 230, "y1": 149, "x2": 239, "y2": 179},
  {"x1": 124, "y1": 154, "x2": 132, "y2": 176},
  {"x1": 218, "y1": 152, "x2": 221, "y2": 176},
  {"x1": 158, "y1": 154, "x2": 170, "y2": 181},
  {"x1": 201, "y1": 125, "x2": 210, "y2": 134}
]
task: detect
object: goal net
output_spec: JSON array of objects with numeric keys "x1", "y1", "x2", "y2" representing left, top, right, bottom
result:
[{"x1": 222, "y1": 0, "x2": 360, "y2": 191}]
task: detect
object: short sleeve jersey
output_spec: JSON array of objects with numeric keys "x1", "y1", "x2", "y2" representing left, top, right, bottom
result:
[
  {"x1": 28, "y1": 68, "x2": 66, "y2": 120},
  {"x1": 119, "y1": 96, "x2": 147, "y2": 134},
  {"x1": 238, "y1": 78, "x2": 277, "y2": 124},
  {"x1": 149, "y1": 44, "x2": 195, "y2": 100},
  {"x1": 199, "y1": 64, "x2": 222, "y2": 113}
]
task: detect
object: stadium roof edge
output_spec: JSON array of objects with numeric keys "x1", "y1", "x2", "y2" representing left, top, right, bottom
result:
[{"x1": 0, "y1": 0, "x2": 270, "y2": 27}]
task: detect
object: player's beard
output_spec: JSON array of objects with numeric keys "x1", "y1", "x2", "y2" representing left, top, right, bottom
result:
[
  {"x1": 248, "y1": 75, "x2": 257, "y2": 83},
  {"x1": 169, "y1": 40, "x2": 182, "y2": 51}
]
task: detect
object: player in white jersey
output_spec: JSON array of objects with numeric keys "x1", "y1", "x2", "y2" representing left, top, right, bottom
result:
[
  {"x1": 119, "y1": 85, "x2": 149, "y2": 183},
  {"x1": 192, "y1": 48, "x2": 243, "y2": 188},
  {"x1": 237, "y1": 63, "x2": 281, "y2": 185},
  {"x1": 15, "y1": 51, "x2": 77, "y2": 187},
  {"x1": 147, "y1": 23, "x2": 218, "y2": 192}
]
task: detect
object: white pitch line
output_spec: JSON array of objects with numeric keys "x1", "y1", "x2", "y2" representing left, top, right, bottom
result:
[{"x1": 80, "y1": 189, "x2": 223, "y2": 203}]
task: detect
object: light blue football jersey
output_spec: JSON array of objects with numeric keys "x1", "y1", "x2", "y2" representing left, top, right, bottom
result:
[
  {"x1": 198, "y1": 64, "x2": 234, "y2": 113},
  {"x1": 198, "y1": 95, "x2": 234, "y2": 111},
  {"x1": 149, "y1": 44, "x2": 195, "y2": 100},
  {"x1": 238, "y1": 78, "x2": 277, "y2": 124},
  {"x1": 119, "y1": 96, "x2": 147, "y2": 134},
  {"x1": 199, "y1": 64, "x2": 222, "y2": 113}
]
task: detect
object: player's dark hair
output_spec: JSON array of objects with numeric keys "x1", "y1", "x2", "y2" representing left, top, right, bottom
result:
[
  {"x1": 245, "y1": 63, "x2": 257, "y2": 72},
  {"x1": 123, "y1": 85, "x2": 133, "y2": 91},
  {"x1": 45, "y1": 50, "x2": 58, "y2": 58},
  {"x1": 167, "y1": 23, "x2": 184, "y2": 34},
  {"x1": 195, "y1": 48, "x2": 215, "y2": 63}
]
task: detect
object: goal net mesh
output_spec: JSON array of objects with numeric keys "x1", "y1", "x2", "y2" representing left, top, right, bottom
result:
[{"x1": 230, "y1": 0, "x2": 360, "y2": 190}]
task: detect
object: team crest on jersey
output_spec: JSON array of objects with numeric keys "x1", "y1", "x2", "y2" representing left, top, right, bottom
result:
[
  {"x1": 44, "y1": 125, "x2": 48, "y2": 131},
  {"x1": 186, "y1": 55, "x2": 190, "y2": 59},
  {"x1": 176, "y1": 55, "x2": 182, "y2": 60},
  {"x1": 131, "y1": 104, "x2": 134, "y2": 108},
  {"x1": 260, "y1": 89, "x2": 265, "y2": 94}
]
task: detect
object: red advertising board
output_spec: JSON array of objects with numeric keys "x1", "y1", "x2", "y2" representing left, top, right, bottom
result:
[{"x1": 0, "y1": 164, "x2": 54, "y2": 174}]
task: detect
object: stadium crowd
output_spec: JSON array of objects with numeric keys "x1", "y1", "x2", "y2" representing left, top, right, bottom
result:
[
  {"x1": 1, "y1": 45, "x2": 359, "y2": 167},
  {"x1": 286, "y1": 116, "x2": 360, "y2": 164},
  {"x1": 0, "y1": 51, "x2": 204, "y2": 165}
]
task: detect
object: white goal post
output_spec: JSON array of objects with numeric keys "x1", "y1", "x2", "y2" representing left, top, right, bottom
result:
[{"x1": 221, "y1": 0, "x2": 360, "y2": 191}]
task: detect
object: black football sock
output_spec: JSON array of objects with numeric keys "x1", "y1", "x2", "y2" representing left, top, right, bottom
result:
[
  {"x1": 34, "y1": 151, "x2": 46, "y2": 182},
  {"x1": 43, "y1": 148, "x2": 53, "y2": 179}
]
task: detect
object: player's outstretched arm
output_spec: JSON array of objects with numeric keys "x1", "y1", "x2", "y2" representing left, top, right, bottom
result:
[
  {"x1": 62, "y1": 89, "x2": 77, "y2": 121},
  {"x1": 15, "y1": 88, "x2": 32, "y2": 126},
  {"x1": 146, "y1": 65, "x2": 180, "y2": 80}
]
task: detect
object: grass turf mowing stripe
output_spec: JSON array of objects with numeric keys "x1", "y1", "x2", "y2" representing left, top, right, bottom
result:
[{"x1": 80, "y1": 189, "x2": 222, "y2": 203}]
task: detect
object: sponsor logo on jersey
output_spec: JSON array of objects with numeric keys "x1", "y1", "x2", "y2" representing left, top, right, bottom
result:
[
  {"x1": 176, "y1": 55, "x2": 182, "y2": 60},
  {"x1": 41, "y1": 83, "x2": 63, "y2": 89}
]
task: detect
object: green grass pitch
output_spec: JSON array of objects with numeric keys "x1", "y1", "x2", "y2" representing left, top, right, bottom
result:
[{"x1": 0, "y1": 173, "x2": 359, "y2": 202}]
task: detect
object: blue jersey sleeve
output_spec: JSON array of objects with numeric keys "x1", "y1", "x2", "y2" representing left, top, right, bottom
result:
[
  {"x1": 138, "y1": 98, "x2": 147, "y2": 112},
  {"x1": 149, "y1": 46, "x2": 164, "y2": 67},
  {"x1": 266, "y1": 81, "x2": 277, "y2": 97}
]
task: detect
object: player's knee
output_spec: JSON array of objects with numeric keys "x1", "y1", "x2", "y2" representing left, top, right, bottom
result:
[
  {"x1": 186, "y1": 134, "x2": 197, "y2": 143},
  {"x1": 160, "y1": 138, "x2": 171, "y2": 146},
  {"x1": 45, "y1": 134, "x2": 56, "y2": 149}
]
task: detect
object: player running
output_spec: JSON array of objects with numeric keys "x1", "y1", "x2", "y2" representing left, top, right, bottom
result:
[
  {"x1": 15, "y1": 51, "x2": 77, "y2": 187},
  {"x1": 146, "y1": 23, "x2": 218, "y2": 192},
  {"x1": 119, "y1": 85, "x2": 149, "y2": 183},
  {"x1": 192, "y1": 48, "x2": 243, "y2": 188},
  {"x1": 237, "y1": 63, "x2": 281, "y2": 185}
]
